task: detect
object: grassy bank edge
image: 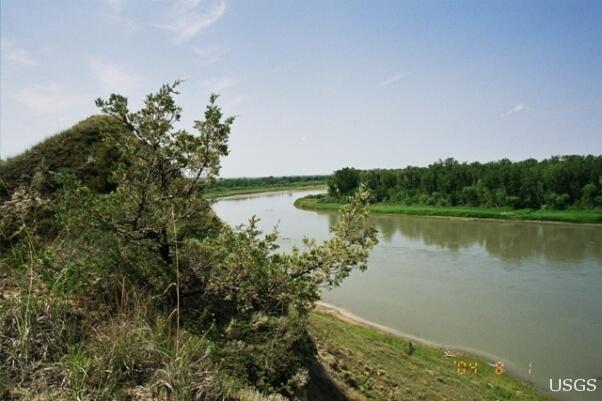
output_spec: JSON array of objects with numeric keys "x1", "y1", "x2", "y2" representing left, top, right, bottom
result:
[
  {"x1": 295, "y1": 196, "x2": 602, "y2": 224},
  {"x1": 205, "y1": 183, "x2": 325, "y2": 199},
  {"x1": 309, "y1": 305, "x2": 556, "y2": 401}
]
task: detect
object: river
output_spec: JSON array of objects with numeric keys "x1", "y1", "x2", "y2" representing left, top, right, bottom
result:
[{"x1": 213, "y1": 190, "x2": 602, "y2": 401}]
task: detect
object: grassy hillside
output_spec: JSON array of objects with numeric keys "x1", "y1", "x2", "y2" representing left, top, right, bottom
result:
[
  {"x1": 0, "y1": 116, "x2": 324, "y2": 201},
  {"x1": 0, "y1": 115, "x2": 126, "y2": 198},
  {"x1": 0, "y1": 272, "x2": 554, "y2": 401},
  {"x1": 295, "y1": 195, "x2": 602, "y2": 224},
  {"x1": 0, "y1": 100, "x2": 375, "y2": 401},
  {"x1": 309, "y1": 308, "x2": 555, "y2": 401}
]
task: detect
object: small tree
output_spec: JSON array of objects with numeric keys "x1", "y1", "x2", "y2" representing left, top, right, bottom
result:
[
  {"x1": 93, "y1": 81, "x2": 234, "y2": 264},
  {"x1": 327, "y1": 167, "x2": 361, "y2": 197},
  {"x1": 48, "y1": 82, "x2": 233, "y2": 302},
  {"x1": 49, "y1": 82, "x2": 378, "y2": 394}
]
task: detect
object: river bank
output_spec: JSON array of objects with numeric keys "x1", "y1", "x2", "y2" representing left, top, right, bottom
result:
[
  {"x1": 215, "y1": 190, "x2": 602, "y2": 401},
  {"x1": 309, "y1": 305, "x2": 556, "y2": 401},
  {"x1": 205, "y1": 183, "x2": 325, "y2": 199},
  {"x1": 294, "y1": 195, "x2": 602, "y2": 224}
]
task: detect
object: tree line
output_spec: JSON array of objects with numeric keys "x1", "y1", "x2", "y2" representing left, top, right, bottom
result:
[
  {"x1": 327, "y1": 156, "x2": 602, "y2": 209},
  {"x1": 209, "y1": 175, "x2": 326, "y2": 190}
]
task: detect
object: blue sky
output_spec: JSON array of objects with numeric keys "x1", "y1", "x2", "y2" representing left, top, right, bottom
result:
[{"x1": 1, "y1": 0, "x2": 601, "y2": 177}]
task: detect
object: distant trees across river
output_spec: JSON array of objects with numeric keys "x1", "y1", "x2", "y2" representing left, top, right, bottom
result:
[
  {"x1": 327, "y1": 155, "x2": 602, "y2": 210},
  {"x1": 208, "y1": 175, "x2": 327, "y2": 190}
]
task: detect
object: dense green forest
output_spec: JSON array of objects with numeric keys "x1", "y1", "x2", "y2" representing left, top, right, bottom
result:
[{"x1": 326, "y1": 156, "x2": 602, "y2": 210}]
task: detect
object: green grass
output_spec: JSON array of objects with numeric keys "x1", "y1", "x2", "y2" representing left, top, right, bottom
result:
[
  {"x1": 0, "y1": 115, "x2": 126, "y2": 198},
  {"x1": 205, "y1": 182, "x2": 326, "y2": 199},
  {"x1": 295, "y1": 196, "x2": 602, "y2": 224},
  {"x1": 309, "y1": 308, "x2": 555, "y2": 401}
]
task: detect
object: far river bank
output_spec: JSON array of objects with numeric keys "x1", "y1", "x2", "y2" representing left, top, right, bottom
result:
[{"x1": 295, "y1": 195, "x2": 602, "y2": 224}]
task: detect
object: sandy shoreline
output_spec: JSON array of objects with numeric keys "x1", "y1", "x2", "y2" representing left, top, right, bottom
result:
[
  {"x1": 314, "y1": 301, "x2": 560, "y2": 400},
  {"x1": 314, "y1": 301, "x2": 541, "y2": 387},
  {"x1": 315, "y1": 301, "x2": 445, "y2": 349}
]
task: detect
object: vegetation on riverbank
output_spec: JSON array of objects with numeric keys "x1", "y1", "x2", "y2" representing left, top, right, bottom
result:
[
  {"x1": 327, "y1": 156, "x2": 602, "y2": 211},
  {"x1": 206, "y1": 175, "x2": 326, "y2": 198},
  {"x1": 295, "y1": 195, "x2": 602, "y2": 224},
  {"x1": 0, "y1": 83, "x2": 377, "y2": 400},
  {"x1": 309, "y1": 308, "x2": 554, "y2": 401},
  {"x1": 205, "y1": 182, "x2": 325, "y2": 199}
]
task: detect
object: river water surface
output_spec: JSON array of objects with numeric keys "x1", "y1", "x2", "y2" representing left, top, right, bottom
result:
[{"x1": 213, "y1": 190, "x2": 602, "y2": 401}]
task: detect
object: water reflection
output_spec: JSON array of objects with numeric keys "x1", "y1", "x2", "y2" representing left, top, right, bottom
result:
[
  {"x1": 215, "y1": 191, "x2": 602, "y2": 401},
  {"x1": 318, "y1": 210, "x2": 602, "y2": 264}
]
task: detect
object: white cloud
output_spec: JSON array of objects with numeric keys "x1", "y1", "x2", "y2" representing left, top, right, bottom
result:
[
  {"x1": 503, "y1": 103, "x2": 527, "y2": 116},
  {"x1": 511, "y1": 103, "x2": 525, "y2": 113},
  {"x1": 1, "y1": 41, "x2": 36, "y2": 66},
  {"x1": 89, "y1": 58, "x2": 142, "y2": 94},
  {"x1": 162, "y1": 0, "x2": 226, "y2": 42},
  {"x1": 192, "y1": 45, "x2": 229, "y2": 64},
  {"x1": 378, "y1": 72, "x2": 408, "y2": 87},
  {"x1": 10, "y1": 83, "x2": 85, "y2": 114},
  {"x1": 201, "y1": 76, "x2": 240, "y2": 92}
]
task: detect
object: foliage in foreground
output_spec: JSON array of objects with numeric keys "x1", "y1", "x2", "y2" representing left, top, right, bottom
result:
[{"x1": 0, "y1": 82, "x2": 377, "y2": 400}]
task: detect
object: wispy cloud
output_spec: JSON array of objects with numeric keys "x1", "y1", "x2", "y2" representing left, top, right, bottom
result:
[
  {"x1": 10, "y1": 83, "x2": 85, "y2": 114},
  {"x1": 201, "y1": 76, "x2": 240, "y2": 92},
  {"x1": 192, "y1": 45, "x2": 229, "y2": 64},
  {"x1": 106, "y1": 0, "x2": 127, "y2": 12},
  {"x1": 89, "y1": 57, "x2": 142, "y2": 94},
  {"x1": 162, "y1": 0, "x2": 226, "y2": 42},
  {"x1": 378, "y1": 72, "x2": 408, "y2": 88},
  {"x1": 99, "y1": 0, "x2": 138, "y2": 33},
  {"x1": 503, "y1": 103, "x2": 527, "y2": 116},
  {"x1": 1, "y1": 41, "x2": 36, "y2": 66}
]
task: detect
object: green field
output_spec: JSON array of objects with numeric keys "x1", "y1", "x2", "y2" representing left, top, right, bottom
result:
[
  {"x1": 295, "y1": 196, "x2": 602, "y2": 224},
  {"x1": 309, "y1": 308, "x2": 554, "y2": 401},
  {"x1": 205, "y1": 182, "x2": 325, "y2": 199}
]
